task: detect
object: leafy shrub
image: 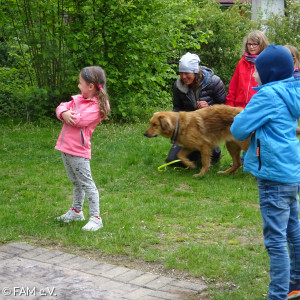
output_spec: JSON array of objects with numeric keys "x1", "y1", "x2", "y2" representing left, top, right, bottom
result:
[
  {"x1": 262, "y1": 0, "x2": 300, "y2": 49},
  {"x1": 1, "y1": 0, "x2": 212, "y2": 122},
  {"x1": 192, "y1": 0, "x2": 254, "y2": 88},
  {"x1": 1, "y1": 0, "x2": 299, "y2": 122}
]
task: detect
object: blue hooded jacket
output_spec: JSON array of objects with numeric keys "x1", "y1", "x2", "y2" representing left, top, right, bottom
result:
[{"x1": 230, "y1": 44, "x2": 300, "y2": 183}]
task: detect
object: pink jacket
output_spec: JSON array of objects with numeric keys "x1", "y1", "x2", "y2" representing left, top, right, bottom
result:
[{"x1": 55, "y1": 94, "x2": 109, "y2": 159}]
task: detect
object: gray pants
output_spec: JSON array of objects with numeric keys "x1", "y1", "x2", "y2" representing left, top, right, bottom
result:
[{"x1": 61, "y1": 152, "x2": 99, "y2": 217}]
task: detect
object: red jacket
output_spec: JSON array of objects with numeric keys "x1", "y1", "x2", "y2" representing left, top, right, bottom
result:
[
  {"x1": 225, "y1": 57, "x2": 257, "y2": 108},
  {"x1": 55, "y1": 94, "x2": 109, "y2": 159}
]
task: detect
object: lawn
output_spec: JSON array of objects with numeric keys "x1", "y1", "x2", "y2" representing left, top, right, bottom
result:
[{"x1": 0, "y1": 120, "x2": 270, "y2": 299}]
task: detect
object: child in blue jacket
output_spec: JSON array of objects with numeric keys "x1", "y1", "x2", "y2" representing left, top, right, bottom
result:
[{"x1": 231, "y1": 44, "x2": 300, "y2": 300}]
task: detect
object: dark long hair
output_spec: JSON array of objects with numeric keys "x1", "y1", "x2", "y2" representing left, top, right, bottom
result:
[{"x1": 190, "y1": 70, "x2": 204, "y2": 89}]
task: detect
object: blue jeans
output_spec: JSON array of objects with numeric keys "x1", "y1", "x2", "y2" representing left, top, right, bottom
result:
[{"x1": 257, "y1": 179, "x2": 300, "y2": 300}]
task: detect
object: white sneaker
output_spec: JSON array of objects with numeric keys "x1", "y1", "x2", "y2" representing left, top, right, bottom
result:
[
  {"x1": 82, "y1": 216, "x2": 103, "y2": 231},
  {"x1": 56, "y1": 208, "x2": 85, "y2": 223}
]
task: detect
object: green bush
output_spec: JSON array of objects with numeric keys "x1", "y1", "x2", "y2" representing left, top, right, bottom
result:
[
  {"x1": 192, "y1": 0, "x2": 254, "y2": 88},
  {"x1": 0, "y1": 67, "x2": 26, "y2": 120},
  {"x1": 1, "y1": 0, "x2": 299, "y2": 122},
  {"x1": 262, "y1": 0, "x2": 300, "y2": 49},
  {"x1": 1, "y1": 0, "x2": 211, "y2": 122}
]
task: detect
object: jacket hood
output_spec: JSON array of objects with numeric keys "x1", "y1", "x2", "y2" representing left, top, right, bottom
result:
[
  {"x1": 275, "y1": 78, "x2": 300, "y2": 119},
  {"x1": 255, "y1": 44, "x2": 294, "y2": 85},
  {"x1": 254, "y1": 78, "x2": 300, "y2": 118},
  {"x1": 176, "y1": 66, "x2": 213, "y2": 93}
]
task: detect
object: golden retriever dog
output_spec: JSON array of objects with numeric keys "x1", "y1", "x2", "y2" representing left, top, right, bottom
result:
[{"x1": 144, "y1": 105, "x2": 250, "y2": 177}]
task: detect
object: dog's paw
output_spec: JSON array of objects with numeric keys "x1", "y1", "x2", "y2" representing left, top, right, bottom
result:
[
  {"x1": 217, "y1": 170, "x2": 226, "y2": 175},
  {"x1": 193, "y1": 173, "x2": 204, "y2": 178},
  {"x1": 181, "y1": 161, "x2": 196, "y2": 169},
  {"x1": 218, "y1": 167, "x2": 239, "y2": 174},
  {"x1": 193, "y1": 169, "x2": 207, "y2": 177}
]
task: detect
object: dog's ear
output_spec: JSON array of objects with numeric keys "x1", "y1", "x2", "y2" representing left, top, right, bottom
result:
[{"x1": 158, "y1": 115, "x2": 172, "y2": 132}]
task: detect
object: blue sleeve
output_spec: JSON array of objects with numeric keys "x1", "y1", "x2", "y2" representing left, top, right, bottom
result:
[{"x1": 230, "y1": 88, "x2": 276, "y2": 141}]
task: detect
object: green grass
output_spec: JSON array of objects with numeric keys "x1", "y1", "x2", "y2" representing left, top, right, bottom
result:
[{"x1": 0, "y1": 121, "x2": 271, "y2": 299}]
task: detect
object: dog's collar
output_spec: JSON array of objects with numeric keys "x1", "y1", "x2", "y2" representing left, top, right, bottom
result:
[{"x1": 171, "y1": 113, "x2": 180, "y2": 144}]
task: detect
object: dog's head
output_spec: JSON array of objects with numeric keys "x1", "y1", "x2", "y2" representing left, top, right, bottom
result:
[{"x1": 144, "y1": 112, "x2": 176, "y2": 138}]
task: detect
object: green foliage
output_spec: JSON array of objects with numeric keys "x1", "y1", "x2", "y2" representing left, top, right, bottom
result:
[
  {"x1": 0, "y1": 0, "x2": 299, "y2": 122},
  {"x1": 262, "y1": 0, "x2": 300, "y2": 48},
  {"x1": 0, "y1": 0, "x2": 211, "y2": 121},
  {"x1": 0, "y1": 65, "x2": 68, "y2": 121},
  {"x1": 5, "y1": 1, "x2": 72, "y2": 90},
  {"x1": 191, "y1": 0, "x2": 254, "y2": 88},
  {"x1": 65, "y1": 0, "x2": 211, "y2": 121},
  {"x1": 0, "y1": 67, "x2": 26, "y2": 119}
]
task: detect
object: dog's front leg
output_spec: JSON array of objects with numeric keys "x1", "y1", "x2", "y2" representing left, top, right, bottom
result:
[
  {"x1": 177, "y1": 148, "x2": 196, "y2": 169},
  {"x1": 194, "y1": 147, "x2": 211, "y2": 177}
]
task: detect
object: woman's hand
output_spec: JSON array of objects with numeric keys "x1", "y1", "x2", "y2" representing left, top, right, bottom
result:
[
  {"x1": 196, "y1": 101, "x2": 209, "y2": 109},
  {"x1": 61, "y1": 110, "x2": 76, "y2": 126}
]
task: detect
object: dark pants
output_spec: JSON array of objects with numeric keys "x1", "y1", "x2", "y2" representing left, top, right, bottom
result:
[{"x1": 166, "y1": 144, "x2": 222, "y2": 167}]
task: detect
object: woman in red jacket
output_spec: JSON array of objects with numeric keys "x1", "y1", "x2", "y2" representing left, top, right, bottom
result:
[{"x1": 225, "y1": 30, "x2": 269, "y2": 108}]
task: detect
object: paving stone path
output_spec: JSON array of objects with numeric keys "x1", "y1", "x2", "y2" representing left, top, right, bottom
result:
[{"x1": 0, "y1": 243, "x2": 207, "y2": 300}]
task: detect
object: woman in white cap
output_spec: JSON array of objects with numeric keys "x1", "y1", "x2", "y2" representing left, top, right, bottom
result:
[{"x1": 166, "y1": 52, "x2": 226, "y2": 166}]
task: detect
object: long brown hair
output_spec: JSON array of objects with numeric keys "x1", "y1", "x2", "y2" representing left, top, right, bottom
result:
[
  {"x1": 189, "y1": 70, "x2": 204, "y2": 89},
  {"x1": 284, "y1": 45, "x2": 300, "y2": 69},
  {"x1": 80, "y1": 66, "x2": 109, "y2": 119}
]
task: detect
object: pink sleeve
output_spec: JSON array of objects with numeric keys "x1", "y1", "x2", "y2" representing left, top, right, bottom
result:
[
  {"x1": 56, "y1": 100, "x2": 73, "y2": 121},
  {"x1": 72, "y1": 103, "x2": 101, "y2": 127}
]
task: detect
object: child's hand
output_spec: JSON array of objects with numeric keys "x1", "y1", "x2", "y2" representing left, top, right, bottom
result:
[{"x1": 62, "y1": 110, "x2": 76, "y2": 126}]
